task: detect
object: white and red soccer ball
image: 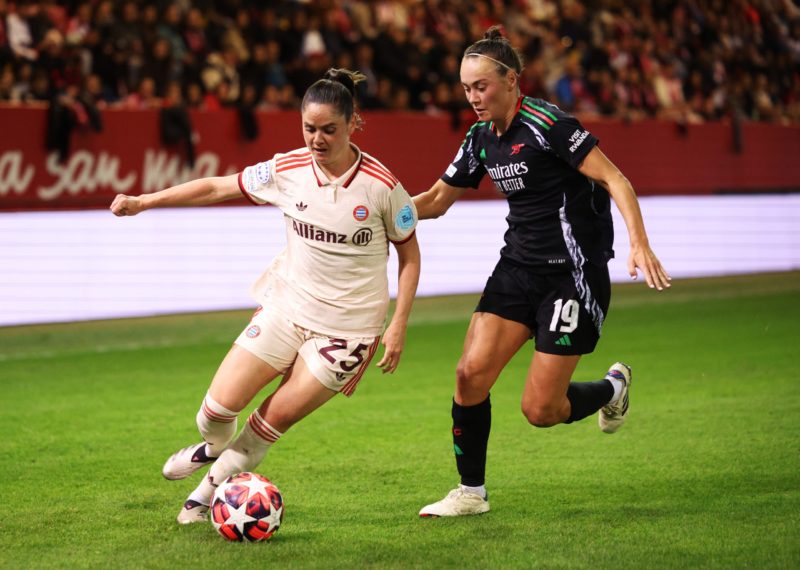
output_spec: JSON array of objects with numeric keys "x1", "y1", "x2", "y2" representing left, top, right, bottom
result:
[{"x1": 210, "y1": 472, "x2": 284, "y2": 542}]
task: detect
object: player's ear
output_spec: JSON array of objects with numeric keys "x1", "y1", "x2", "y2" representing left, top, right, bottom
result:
[{"x1": 506, "y1": 69, "x2": 518, "y2": 93}]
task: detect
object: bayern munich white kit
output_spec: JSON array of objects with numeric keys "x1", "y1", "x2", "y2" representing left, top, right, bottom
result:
[{"x1": 234, "y1": 145, "x2": 417, "y2": 395}]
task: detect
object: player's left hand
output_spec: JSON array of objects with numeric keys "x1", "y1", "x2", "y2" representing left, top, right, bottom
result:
[
  {"x1": 628, "y1": 242, "x2": 671, "y2": 291},
  {"x1": 377, "y1": 321, "x2": 406, "y2": 374}
]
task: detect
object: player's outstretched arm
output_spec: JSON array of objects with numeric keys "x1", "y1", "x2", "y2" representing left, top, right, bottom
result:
[
  {"x1": 412, "y1": 179, "x2": 467, "y2": 220},
  {"x1": 578, "y1": 147, "x2": 671, "y2": 291},
  {"x1": 110, "y1": 174, "x2": 242, "y2": 216},
  {"x1": 377, "y1": 233, "x2": 421, "y2": 374}
]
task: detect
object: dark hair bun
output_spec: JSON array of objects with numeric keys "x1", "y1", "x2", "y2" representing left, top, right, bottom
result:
[
  {"x1": 484, "y1": 26, "x2": 504, "y2": 41},
  {"x1": 323, "y1": 68, "x2": 356, "y2": 98}
]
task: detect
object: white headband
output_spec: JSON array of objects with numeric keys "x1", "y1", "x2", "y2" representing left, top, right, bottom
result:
[{"x1": 465, "y1": 52, "x2": 518, "y2": 74}]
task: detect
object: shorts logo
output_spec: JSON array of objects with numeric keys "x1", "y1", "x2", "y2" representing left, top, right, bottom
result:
[
  {"x1": 246, "y1": 325, "x2": 261, "y2": 338},
  {"x1": 395, "y1": 204, "x2": 416, "y2": 230},
  {"x1": 353, "y1": 205, "x2": 369, "y2": 221},
  {"x1": 255, "y1": 161, "x2": 271, "y2": 184},
  {"x1": 352, "y1": 228, "x2": 373, "y2": 246},
  {"x1": 335, "y1": 372, "x2": 347, "y2": 382}
]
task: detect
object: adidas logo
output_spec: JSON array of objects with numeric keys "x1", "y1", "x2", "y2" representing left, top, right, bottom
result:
[
  {"x1": 555, "y1": 334, "x2": 572, "y2": 347},
  {"x1": 296, "y1": 202, "x2": 308, "y2": 211},
  {"x1": 335, "y1": 372, "x2": 346, "y2": 382}
]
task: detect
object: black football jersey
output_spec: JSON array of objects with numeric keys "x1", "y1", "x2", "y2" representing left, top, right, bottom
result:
[{"x1": 442, "y1": 96, "x2": 614, "y2": 270}]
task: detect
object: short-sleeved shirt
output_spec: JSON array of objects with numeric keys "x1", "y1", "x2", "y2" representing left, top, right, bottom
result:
[
  {"x1": 239, "y1": 144, "x2": 417, "y2": 337},
  {"x1": 442, "y1": 96, "x2": 614, "y2": 271}
]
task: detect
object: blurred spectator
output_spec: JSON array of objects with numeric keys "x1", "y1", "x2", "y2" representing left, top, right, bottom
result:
[
  {"x1": 142, "y1": 38, "x2": 175, "y2": 97},
  {"x1": 185, "y1": 81, "x2": 203, "y2": 109},
  {"x1": 160, "y1": 79, "x2": 195, "y2": 167},
  {"x1": 64, "y1": 2, "x2": 91, "y2": 47},
  {"x1": 0, "y1": 63, "x2": 13, "y2": 100},
  {"x1": 6, "y1": 2, "x2": 38, "y2": 60},
  {"x1": 123, "y1": 76, "x2": 160, "y2": 109},
  {"x1": 354, "y1": 42, "x2": 379, "y2": 107},
  {"x1": 237, "y1": 82, "x2": 259, "y2": 140},
  {"x1": 263, "y1": 39, "x2": 288, "y2": 89}
]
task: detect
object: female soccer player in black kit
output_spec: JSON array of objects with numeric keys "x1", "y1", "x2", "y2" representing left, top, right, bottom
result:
[{"x1": 415, "y1": 27, "x2": 671, "y2": 517}]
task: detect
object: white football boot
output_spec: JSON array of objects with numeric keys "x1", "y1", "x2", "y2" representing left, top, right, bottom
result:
[
  {"x1": 598, "y1": 362, "x2": 632, "y2": 434},
  {"x1": 419, "y1": 487, "x2": 490, "y2": 517},
  {"x1": 176, "y1": 500, "x2": 208, "y2": 524},
  {"x1": 162, "y1": 443, "x2": 216, "y2": 480}
]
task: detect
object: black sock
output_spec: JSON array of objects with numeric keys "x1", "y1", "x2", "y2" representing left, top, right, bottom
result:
[
  {"x1": 452, "y1": 396, "x2": 491, "y2": 487},
  {"x1": 565, "y1": 380, "x2": 614, "y2": 423}
]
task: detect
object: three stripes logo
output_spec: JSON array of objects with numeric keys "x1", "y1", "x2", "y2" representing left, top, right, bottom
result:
[{"x1": 555, "y1": 334, "x2": 572, "y2": 347}]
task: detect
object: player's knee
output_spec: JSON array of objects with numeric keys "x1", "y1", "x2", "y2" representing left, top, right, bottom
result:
[
  {"x1": 195, "y1": 395, "x2": 237, "y2": 449},
  {"x1": 260, "y1": 408, "x2": 297, "y2": 434},
  {"x1": 522, "y1": 402, "x2": 562, "y2": 428},
  {"x1": 455, "y1": 356, "x2": 492, "y2": 396}
]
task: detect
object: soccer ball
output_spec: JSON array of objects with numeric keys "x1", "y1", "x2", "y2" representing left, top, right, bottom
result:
[{"x1": 210, "y1": 472, "x2": 284, "y2": 542}]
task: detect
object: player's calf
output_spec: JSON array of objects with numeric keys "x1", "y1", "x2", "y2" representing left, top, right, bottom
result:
[
  {"x1": 183, "y1": 411, "x2": 283, "y2": 510},
  {"x1": 162, "y1": 394, "x2": 239, "y2": 480},
  {"x1": 196, "y1": 392, "x2": 239, "y2": 456}
]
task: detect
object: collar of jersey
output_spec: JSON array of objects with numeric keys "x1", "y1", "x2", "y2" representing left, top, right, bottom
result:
[
  {"x1": 310, "y1": 143, "x2": 363, "y2": 189},
  {"x1": 488, "y1": 96, "x2": 524, "y2": 137}
]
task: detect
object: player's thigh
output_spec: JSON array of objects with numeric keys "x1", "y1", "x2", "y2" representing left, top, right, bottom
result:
[
  {"x1": 210, "y1": 307, "x2": 304, "y2": 411},
  {"x1": 455, "y1": 312, "x2": 530, "y2": 404},
  {"x1": 257, "y1": 355, "x2": 338, "y2": 432},
  {"x1": 461, "y1": 259, "x2": 537, "y2": 382},
  {"x1": 207, "y1": 345, "x2": 283, "y2": 412},
  {"x1": 521, "y1": 351, "x2": 581, "y2": 413}
]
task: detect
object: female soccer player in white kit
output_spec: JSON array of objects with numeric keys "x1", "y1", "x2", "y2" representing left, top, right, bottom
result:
[{"x1": 110, "y1": 69, "x2": 421, "y2": 524}]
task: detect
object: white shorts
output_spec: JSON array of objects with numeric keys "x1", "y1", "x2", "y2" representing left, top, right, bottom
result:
[{"x1": 234, "y1": 306, "x2": 381, "y2": 397}]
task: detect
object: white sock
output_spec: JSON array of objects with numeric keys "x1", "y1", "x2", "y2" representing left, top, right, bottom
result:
[
  {"x1": 607, "y1": 378, "x2": 624, "y2": 405},
  {"x1": 460, "y1": 484, "x2": 487, "y2": 499},
  {"x1": 188, "y1": 411, "x2": 282, "y2": 505},
  {"x1": 196, "y1": 393, "x2": 239, "y2": 458}
]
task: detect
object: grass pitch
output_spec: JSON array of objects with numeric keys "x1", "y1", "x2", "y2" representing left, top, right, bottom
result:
[{"x1": 1, "y1": 272, "x2": 798, "y2": 569}]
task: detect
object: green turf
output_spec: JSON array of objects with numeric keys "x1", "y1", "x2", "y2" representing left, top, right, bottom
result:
[{"x1": 1, "y1": 272, "x2": 799, "y2": 569}]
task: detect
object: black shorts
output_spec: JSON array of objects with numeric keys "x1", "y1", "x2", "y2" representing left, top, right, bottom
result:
[{"x1": 475, "y1": 259, "x2": 611, "y2": 355}]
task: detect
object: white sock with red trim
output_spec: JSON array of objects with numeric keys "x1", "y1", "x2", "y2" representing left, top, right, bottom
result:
[
  {"x1": 195, "y1": 393, "x2": 239, "y2": 459},
  {"x1": 188, "y1": 411, "x2": 282, "y2": 506}
]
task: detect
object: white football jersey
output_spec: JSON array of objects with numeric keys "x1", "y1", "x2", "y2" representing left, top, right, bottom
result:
[{"x1": 239, "y1": 145, "x2": 417, "y2": 337}]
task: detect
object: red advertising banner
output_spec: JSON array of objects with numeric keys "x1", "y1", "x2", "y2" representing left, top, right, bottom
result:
[{"x1": 1, "y1": 105, "x2": 798, "y2": 211}]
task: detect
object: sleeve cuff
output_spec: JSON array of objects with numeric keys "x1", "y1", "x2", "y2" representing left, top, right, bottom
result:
[
  {"x1": 390, "y1": 230, "x2": 416, "y2": 245},
  {"x1": 238, "y1": 171, "x2": 261, "y2": 206}
]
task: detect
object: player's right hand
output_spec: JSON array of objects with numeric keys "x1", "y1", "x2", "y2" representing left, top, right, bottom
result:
[{"x1": 110, "y1": 194, "x2": 144, "y2": 216}]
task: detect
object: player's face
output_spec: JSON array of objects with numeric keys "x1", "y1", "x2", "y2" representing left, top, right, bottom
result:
[
  {"x1": 460, "y1": 57, "x2": 517, "y2": 123},
  {"x1": 302, "y1": 102, "x2": 355, "y2": 169}
]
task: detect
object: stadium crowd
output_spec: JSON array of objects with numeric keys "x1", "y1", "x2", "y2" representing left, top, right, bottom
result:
[{"x1": 0, "y1": 0, "x2": 798, "y2": 124}]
